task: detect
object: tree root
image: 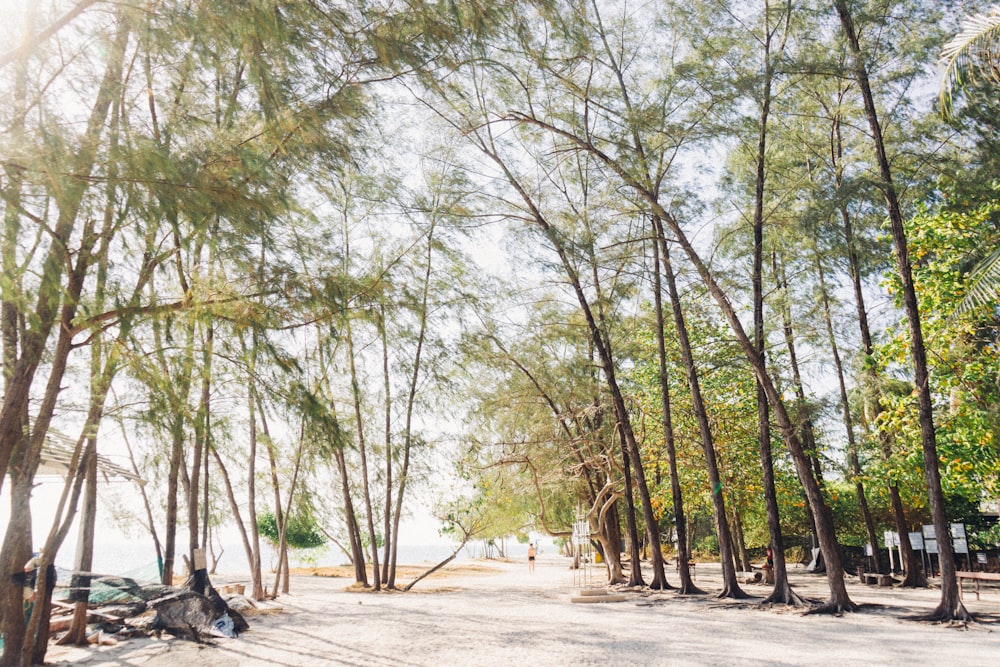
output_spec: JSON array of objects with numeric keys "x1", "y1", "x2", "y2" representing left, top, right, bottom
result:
[
  {"x1": 759, "y1": 584, "x2": 816, "y2": 608},
  {"x1": 678, "y1": 583, "x2": 707, "y2": 596},
  {"x1": 649, "y1": 577, "x2": 675, "y2": 591},
  {"x1": 716, "y1": 584, "x2": 753, "y2": 600},
  {"x1": 906, "y1": 600, "x2": 974, "y2": 625},
  {"x1": 804, "y1": 598, "x2": 860, "y2": 615}
]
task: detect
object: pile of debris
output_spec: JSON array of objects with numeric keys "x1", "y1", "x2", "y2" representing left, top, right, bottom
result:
[{"x1": 51, "y1": 574, "x2": 257, "y2": 644}]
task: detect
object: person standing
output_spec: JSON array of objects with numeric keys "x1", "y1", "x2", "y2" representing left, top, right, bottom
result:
[{"x1": 527, "y1": 543, "x2": 537, "y2": 574}]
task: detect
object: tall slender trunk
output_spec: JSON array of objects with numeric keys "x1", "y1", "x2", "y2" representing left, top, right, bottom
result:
[
  {"x1": 659, "y1": 242, "x2": 746, "y2": 599},
  {"x1": 346, "y1": 315, "x2": 381, "y2": 590},
  {"x1": 748, "y1": 2, "x2": 794, "y2": 609},
  {"x1": 619, "y1": 430, "x2": 645, "y2": 587},
  {"x1": 732, "y1": 508, "x2": 753, "y2": 573},
  {"x1": 273, "y1": 426, "x2": 307, "y2": 596},
  {"x1": 812, "y1": 243, "x2": 882, "y2": 574},
  {"x1": 161, "y1": 417, "x2": 183, "y2": 585},
  {"x1": 379, "y1": 305, "x2": 393, "y2": 584},
  {"x1": 246, "y1": 340, "x2": 264, "y2": 599},
  {"x1": 333, "y1": 443, "x2": 368, "y2": 586},
  {"x1": 828, "y1": 110, "x2": 924, "y2": 586},
  {"x1": 833, "y1": 0, "x2": 963, "y2": 619},
  {"x1": 650, "y1": 222, "x2": 701, "y2": 594},
  {"x1": 745, "y1": 0, "x2": 803, "y2": 606},
  {"x1": 387, "y1": 222, "x2": 436, "y2": 589},
  {"x1": 58, "y1": 444, "x2": 97, "y2": 646},
  {"x1": 259, "y1": 400, "x2": 289, "y2": 596}
]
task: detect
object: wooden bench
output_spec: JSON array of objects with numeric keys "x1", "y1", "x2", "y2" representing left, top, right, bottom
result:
[{"x1": 956, "y1": 571, "x2": 1000, "y2": 601}]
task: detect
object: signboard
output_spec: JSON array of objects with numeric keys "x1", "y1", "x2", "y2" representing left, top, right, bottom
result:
[
  {"x1": 950, "y1": 523, "x2": 966, "y2": 539},
  {"x1": 884, "y1": 531, "x2": 899, "y2": 548},
  {"x1": 922, "y1": 524, "x2": 936, "y2": 539},
  {"x1": 864, "y1": 543, "x2": 873, "y2": 556},
  {"x1": 925, "y1": 538, "x2": 938, "y2": 555},
  {"x1": 953, "y1": 538, "x2": 969, "y2": 554},
  {"x1": 909, "y1": 532, "x2": 924, "y2": 550}
]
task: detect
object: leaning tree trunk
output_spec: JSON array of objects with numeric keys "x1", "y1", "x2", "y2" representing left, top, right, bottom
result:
[
  {"x1": 833, "y1": 0, "x2": 964, "y2": 620},
  {"x1": 659, "y1": 243, "x2": 746, "y2": 600},
  {"x1": 651, "y1": 220, "x2": 702, "y2": 595},
  {"x1": 489, "y1": 152, "x2": 670, "y2": 590},
  {"x1": 506, "y1": 0, "x2": 863, "y2": 593}
]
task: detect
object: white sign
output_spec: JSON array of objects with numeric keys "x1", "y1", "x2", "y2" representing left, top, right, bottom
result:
[
  {"x1": 922, "y1": 524, "x2": 936, "y2": 539},
  {"x1": 909, "y1": 532, "x2": 924, "y2": 550},
  {"x1": 926, "y1": 538, "x2": 938, "y2": 555},
  {"x1": 950, "y1": 523, "x2": 966, "y2": 539},
  {"x1": 884, "y1": 531, "x2": 899, "y2": 548},
  {"x1": 953, "y1": 538, "x2": 969, "y2": 554}
]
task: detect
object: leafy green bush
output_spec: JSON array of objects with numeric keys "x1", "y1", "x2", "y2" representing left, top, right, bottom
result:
[{"x1": 257, "y1": 511, "x2": 326, "y2": 550}]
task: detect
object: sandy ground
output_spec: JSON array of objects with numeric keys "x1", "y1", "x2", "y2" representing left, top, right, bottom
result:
[{"x1": 44, "y1": 556, "x2": 1000, "y2": 666}]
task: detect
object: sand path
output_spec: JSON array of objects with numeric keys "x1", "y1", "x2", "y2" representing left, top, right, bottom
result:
[{"x1": 45, "y1": 555, "x2": 1000, "y2": 666}]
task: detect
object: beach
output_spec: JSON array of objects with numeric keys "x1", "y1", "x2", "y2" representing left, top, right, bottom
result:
[{"x1": 45, "y1": 555, "x2": 1000, "y2": 666}]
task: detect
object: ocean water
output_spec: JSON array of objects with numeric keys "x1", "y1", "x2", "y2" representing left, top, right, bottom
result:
[{"x1": 51, "y1": 540, "x2": 475, "y2": 583}]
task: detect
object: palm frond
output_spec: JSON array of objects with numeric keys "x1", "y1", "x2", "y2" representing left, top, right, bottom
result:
[
  {"x1": 954, "y1": 246, "x2": 1000, "y2": 317},
  {"x1": 940, "y1": 5, "x2": 1000, "y2": 118}
]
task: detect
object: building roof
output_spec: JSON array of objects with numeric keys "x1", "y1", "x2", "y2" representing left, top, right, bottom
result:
[{"x1": 37, "y1": 430, "x2": 144, "y2": 484}]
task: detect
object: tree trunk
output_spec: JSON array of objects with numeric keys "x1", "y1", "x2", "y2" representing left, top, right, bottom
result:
[
  {"x1": 832, "y1": 0, "x2": 964, "y2": 620},
  {"x1": 58, "y1": 446, "x2": 98, "y2": 645},
  {"x1": 813, "y1": 244, "x2": 883, "y2": 575},
  {"x1": 387, "y1": 222, "x2": 435, "y2": 589},
  {"x1": 619, "y1": 433, "x2": 645, "y2": 588},
  {"x1": 0, "y1": 14, "x2": 130, "y2": 655},
  {"x1": 832, "y1": 121, "x2": 925, "y2": 587},
  {"x1": 659, "y1": 244, "x2": 746, "y2": 599},
  {"x1": 732, "y1": 509, "x2": 753, "y2": 573},
  {"x1": 0, "y1": 483, "x2": 32, "y2": 667},
  {"x1": 346, "y1": 315, "x2": 381, "y2": 590},
  {"x1": 260, "y1": 403, "x2": 289, "y2": 596},
  {"x1": 333, "y1": 443, "x2": 368, "y2": 586},
  {"x1": 597, "y1": 500, "x2": 626, "y2": 585},
  {"x1": 379, "y1": 304, "x2": 393, "y2": 585},
  {"x1": 651, "y1": 220, "x2": 702, "y2": 595},
  {"x1": 246, "y1": 350, "x2": 265, "y2": 600}
]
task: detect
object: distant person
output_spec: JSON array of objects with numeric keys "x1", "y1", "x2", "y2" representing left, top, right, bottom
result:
[{"x1": 528, "y1": 543, "x2": 536, "y2": 574}]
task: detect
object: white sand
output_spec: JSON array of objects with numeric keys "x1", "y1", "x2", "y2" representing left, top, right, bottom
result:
[{"x1": 45, "y1": 556, "x2": 1000, "y2": 666}]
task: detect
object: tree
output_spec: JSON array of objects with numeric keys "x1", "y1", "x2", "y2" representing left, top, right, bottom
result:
[{"x1": 832, "y1": 0, "x2": 969, "y2": 621}]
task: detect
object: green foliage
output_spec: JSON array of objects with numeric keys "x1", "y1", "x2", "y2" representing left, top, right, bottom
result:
[
  {"x1": 877, "y1": 195, "x2": 1000, "y2": 509},
  {"x1": 257, "y1": 510, "x2": 326, "y2": 550}
]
